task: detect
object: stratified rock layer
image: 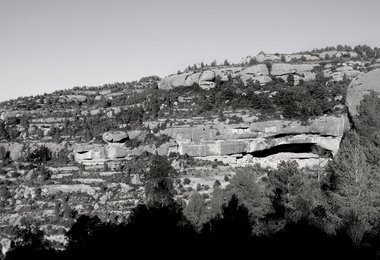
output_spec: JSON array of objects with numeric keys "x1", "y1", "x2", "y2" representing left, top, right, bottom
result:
[{"x1": 72, "y1": 115, "x2": 348, "y2": 168}]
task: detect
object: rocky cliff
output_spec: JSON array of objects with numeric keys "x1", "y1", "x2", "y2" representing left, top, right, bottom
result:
[{"x1": 159, "y1": 57, "x2": 364, "y2": 90}]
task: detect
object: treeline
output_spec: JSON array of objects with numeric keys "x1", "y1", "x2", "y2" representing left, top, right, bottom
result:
[
  {"x1": 3, "y1": 197, "x2": 372, "y2": 260},
  {"x1": 302, "y1": 44, "x2": 380, "y2": 59}
]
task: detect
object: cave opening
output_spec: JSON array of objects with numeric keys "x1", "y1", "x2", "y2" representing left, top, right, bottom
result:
[{"x1": 245, "y1": 143, "x2": 332, "y2": 158}]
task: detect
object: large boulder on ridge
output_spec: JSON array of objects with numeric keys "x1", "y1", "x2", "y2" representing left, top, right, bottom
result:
[
  {"x1": 102, "y1": 131, "x2": 129, "y2": 143},
  {"x1": 346, "y1": 69, "x2": 380, "y2": 117}
]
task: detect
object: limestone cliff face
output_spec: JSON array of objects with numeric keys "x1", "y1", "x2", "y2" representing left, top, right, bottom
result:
[
  {"x1": 162, "y1": 115, "x2": 348, "y2": 167},
  {"x1": 72, "y1": 115, "x2": 348, "y2": 169}
]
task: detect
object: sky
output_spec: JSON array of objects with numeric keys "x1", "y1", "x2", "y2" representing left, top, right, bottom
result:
[{"x1": 1, "y1": 0, "x2": 380, "y2": 101}]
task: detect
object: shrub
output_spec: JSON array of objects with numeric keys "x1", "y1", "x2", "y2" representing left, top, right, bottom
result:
[
  {"x1": 26, "y1": 146, "x2": 52, "y2": 164},
  {"x1": 213, "y1": 180, "x2": 221, "y2": 188},
  {"x1": 183, "y1": 178, "x2": 191, "y2": 185}
]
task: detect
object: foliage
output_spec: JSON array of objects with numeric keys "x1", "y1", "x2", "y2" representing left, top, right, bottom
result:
[
  {"x1": 183, "y1": 192, "x2": 209, "y2": 231},
  {"x1": 202, "y1": 195, "x2": 253, "y2": 244},
  {"x1": 144, "y1": 155, "x2": 177, "y2": 206},
  {"x1": 5, "y1": 226, "x2": 56, "y2": 260},
  {"x1": 26, "y1": 146, "x2": 52, "y2": 165}
]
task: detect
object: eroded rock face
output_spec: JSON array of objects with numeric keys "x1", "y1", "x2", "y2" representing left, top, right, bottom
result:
[
  {"x1": 9, "y1": 143, "x2": 24, "y2": 161},
  {"x1": 323, "y1": 62, "x2": 363, "y2": 82},
  {"x1": 346, "y1": 68, "x2": 380, "y2": 117},
  {"x1": 270, "y1": 63, "x2": 318, "y2": 76},
  {"x1": 102, "y1": 131, "x2": 129, "y2": 143},
  {"x1": 107, "y1": 143, "x2": 130, "y2": 159},
  {"x1": 167, "y1": 115, "x2": 348, "y2": 167},
  {"x1": 42, "y1": 184, "x2": 98, "y2": 196},
  {"x1": 158, "y1": 64, "x2": 271, "y2": 90}
]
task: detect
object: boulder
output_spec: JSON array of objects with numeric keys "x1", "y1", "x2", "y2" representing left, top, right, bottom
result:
[
  {"x1": 199, "y1": 70, "x2": 215, "y2": 82},
  {"x1": 270, "y1": 63, "x2": 318, "y2": 76},
  {"x1": 43, "y1": 184, "x2": 97, "y2": 196},
  {"x1": 73, "y1": 143, "x2": 104, "y2": 161},
  {"x1": 1, "y1": 238, "x2": 11, "y2": 256},
  {"x1": 158, "y1": 73, "x2": 190, "y2": 89},
  {"x1": 9, "y1": 143, "x2": 23, "y2": 161},
  {"x1": 131, "y1": 174, "x2": 143, "y2": 185},
  {"x1": 102, "y1": 131, "x2": 129, "y2": 143},
  {"x1": 239, "y1": 64, "x2": 269, "y2": 76},
  {"x1": 90, "y1": 109, "x2": 101, "y2": 116},
  {"x1": 106, "y1": 144, "x2": 129, "y2": 159},
  {"x1": 25, "y1": 169, "x2": 36, "y2": 181},
  {"x1": 75, "y1": 151, "x2": 92, "y2": 161},
  {"x1": 91, "y1": 147, "x2": 107, "y2": 160},
  {"x1": 346, "y1": 69, "x2": 380, "y2": 116},
  {"x1": 252, "y1": 75, "x2": 272, "y2": 85},
  {"x1": 199, "y1": 71, "x2": 216, "y2": 89},
  {"x1": 128, "y1": 130, "x2": 149, "y2": 141},
  {"x1": 239, "y1": 64, "x2": 271, "y2": 84},
  {"x1": 156, "y1": 141, "x2": 177, "y2": 156},
  {"x1": 255, "y1": 53, "x2": 280, "y2": 63},
  {"x1": 185, "y1": 72, "x2": 201, "y2": 86}
]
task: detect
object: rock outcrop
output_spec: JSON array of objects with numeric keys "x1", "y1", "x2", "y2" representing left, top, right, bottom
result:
[
  {"x1": 42, "y1": 184, "x2": 98, "y2": 196},
  {"x1": 323, "y1": 62, "x2": 363, "y2": 81},
  {"x1": 158, "y1": 64, "x2": 271, "y2": 90},
  {"x1": 0, "y1": 142, "x2": 24, "y2": 161},
  {"x1": 102, "y1": 131, "x2": 129, "y2": 143},
  {"x1": 318, "y1": 51, "x2": 358, "y2": 59},
  {"x1": 72, "y1": 115, "x2": 348, "y2": 168},
  {"x1": 346, "y1": 68, "x2": 380, "y2": 117},
  {"x1": 163, "y1": 115, "x2": 347, "y2": 167}
]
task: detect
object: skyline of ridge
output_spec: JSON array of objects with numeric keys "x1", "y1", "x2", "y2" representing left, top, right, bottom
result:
[{"x1": 1, "y1": 0, "x2": 380, "y2": 101}]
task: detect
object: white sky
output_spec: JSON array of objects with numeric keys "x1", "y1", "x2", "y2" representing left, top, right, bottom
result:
[{"x1": 1, "y1": 0, "x2": 379, "y2": 101}]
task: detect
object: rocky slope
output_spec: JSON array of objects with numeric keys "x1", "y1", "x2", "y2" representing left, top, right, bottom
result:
[{"x1": 1, "y1": 47, "x2": 380, "y2": 254}]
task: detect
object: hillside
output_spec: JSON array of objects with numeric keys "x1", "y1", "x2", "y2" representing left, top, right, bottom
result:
[{"x1": 1, "y1": 45, "x2": 380, "y2": 256}]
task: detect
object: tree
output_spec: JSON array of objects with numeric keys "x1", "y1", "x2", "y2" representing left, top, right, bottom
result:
[
  {"x1": 126, "y1": 202, "x2": 196, "y2": 249},
  {"x1": 226, "y1": 167, "x2": 271, "y2": 220},
  {"x1": 183, "y1": 192, "x2": 209, "y2": 231},
  {"x1": 144, "y1": 155, "x2": 177, "y2": 206},
  {"x1": 202, "y1": 195, "x2": 252, "y2": 243},
  {"x1": 287, "y1": 74, "x2": 295, "y2": 86},
  {"x1": 26, "y1": 146, "x2": 52, "y2": 165},
  {"x1": 5, "y1": 226, "x2": 56, "y2": 260},
  {"x1": 0, "y1": 146, "x2": 7, "y2": 160},
  {"x1": 326, "y1": 131, "x2": 380, "y2": 246},
  {"x1": 36, "y1": 166, "x2": 52, "y2": 181}
]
